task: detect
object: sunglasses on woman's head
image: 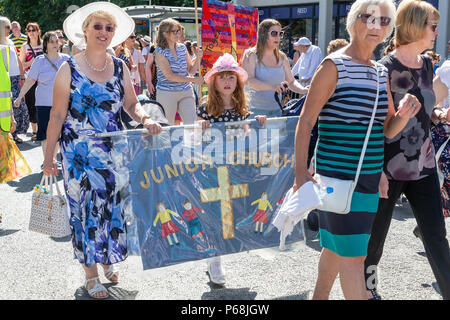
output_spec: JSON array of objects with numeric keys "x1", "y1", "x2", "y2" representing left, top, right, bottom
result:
[
  {"x1": 357, "y1": 13, "x2": 391, "y2": 27},
  {"x1": 92, "y1": 23, "x2": 115, "y2": 33},
  {"x1": 270, "y1": 30, "x2": 284, "y2": 38}
]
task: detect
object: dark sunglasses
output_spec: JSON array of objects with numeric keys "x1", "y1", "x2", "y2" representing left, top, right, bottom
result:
[
  {"x1": 93, "y1": 23, "x2": 115, "y2": 33},
  {"x1": 428, "y1": 23, "x2": 438, "y2": 32},
  {"x1": 270, "y1": 30, "x2": 284, "y2": 38},
  {"x1": 27, "y1": 29, "x2": 37, "y2": 32},
  {"x1": 129, "y1": 35, "x2": 136, "y2": 39},
  {"x1": 357, "y1": 13, "x2": 391, "y2": 27},
  {"x1": 58, "y1": 36, "x2": 65, "y2": 39}
]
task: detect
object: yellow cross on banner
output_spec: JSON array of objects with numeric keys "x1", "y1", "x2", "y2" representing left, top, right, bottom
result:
[{"x1": 200, "y1": 166, "x2": 249, "y2": 239}]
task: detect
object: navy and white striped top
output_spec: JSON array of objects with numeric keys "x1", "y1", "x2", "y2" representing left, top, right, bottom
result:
[
  {"x1": 155, "y1": 43, "x2": 192, "y2": 92},
  {"x1": 316, "y1": 53, "x2": 389, "y2": 188}
]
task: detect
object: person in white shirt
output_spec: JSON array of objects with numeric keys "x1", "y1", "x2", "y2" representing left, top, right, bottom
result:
[
  {"x1": 291, "y1": 37, "x2": 322, "y2": 86},
  {"x1": 125, "y1": 32, "x2": 146, "y2": 95}
]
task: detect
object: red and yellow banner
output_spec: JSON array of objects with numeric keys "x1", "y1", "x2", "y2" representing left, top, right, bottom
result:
[{"x1": 201, "y1": 0, "x2": 258, "y2": 76}]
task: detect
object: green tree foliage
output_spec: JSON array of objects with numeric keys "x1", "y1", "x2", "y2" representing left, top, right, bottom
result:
[{"x1": 0, "y1": 0, "x2": 197, "y2": 33}]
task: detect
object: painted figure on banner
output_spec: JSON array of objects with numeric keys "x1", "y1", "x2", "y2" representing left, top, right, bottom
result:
[
  {"x1": 181, "y1": 200, "x2": 206, "y2": 240},
  {"x1": 251, "y1": 192, "x2": 273, "y2": 233},
  {"x1": 153, "y1": 202, "x2": 181, "y2": 246}
]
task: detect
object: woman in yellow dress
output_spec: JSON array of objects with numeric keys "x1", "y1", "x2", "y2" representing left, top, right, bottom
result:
[
  {"x1": 153, "y1": 202, "x2": 181, "y2": 246},
  {"x1": 251, "y1": 192, "x2": 273, "y2": 233}
]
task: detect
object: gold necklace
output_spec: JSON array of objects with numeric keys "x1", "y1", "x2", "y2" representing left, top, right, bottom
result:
[{"x1": 83, "y1": 51, "x2": 108, "y2": 72}]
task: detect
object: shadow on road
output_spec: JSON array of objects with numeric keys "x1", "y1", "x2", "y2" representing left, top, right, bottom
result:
[
  {"x1": 7, "y1": 172, "x2": 42, "y2": 193},
  {"x1": 74, "y1": 283, "x2": 139, "y2": 300},
  {"x1": 0, "y1": 229, "x2": 20, "y2": 237},
  {"x1": 201, "y1": 286, "x2": 258, "y2": 300},
  {"x1": 274, "y1": 291, "x2": 310, "y2": 300},
  {"x1": 17, "y1": 140, "x2": 41, "y2": 152}
]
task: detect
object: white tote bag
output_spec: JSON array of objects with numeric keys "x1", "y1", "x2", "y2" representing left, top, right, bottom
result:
[{"x1": 29, "y1": 175, "x2": 71, "y2": 238}]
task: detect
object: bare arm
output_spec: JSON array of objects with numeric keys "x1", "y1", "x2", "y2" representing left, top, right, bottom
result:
[
  {"x1": 282, "y1": 55, "x2": 308, "y2": 94},
  {"x1": 383, "y1": 81, "x2": 422, "y2": 139},
  {"x1": 433, "y1": 76, "x2": 448, "y2": 107},
  {"x1": 42, "y1": 62, "x2": 71, "y2": 176},
  {"x1": 155, "y1": 51, "x2": 203, "y2": 86},
  {"x1": 293, "y1": 59, "x2": 337, "y2": 190},
  {"x1": 241, "y1": 50, "x2": 276, "y2": 91},
  {"x1": 14, "y1": 77, "x2": 37, "y2": 106}
]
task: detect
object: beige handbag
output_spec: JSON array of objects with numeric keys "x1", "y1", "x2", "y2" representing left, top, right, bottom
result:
[{"x1": 29, "y1": 175, "x2": 71, "y2": 238}]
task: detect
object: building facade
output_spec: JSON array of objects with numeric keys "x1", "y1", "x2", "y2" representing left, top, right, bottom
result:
[{"x1": 235, "y1": 0, "x2": 448, "y2": 61}]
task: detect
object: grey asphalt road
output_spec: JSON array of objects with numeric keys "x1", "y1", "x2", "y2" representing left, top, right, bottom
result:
[{"x1": 1, "y1": 132, "x2": 449, "y2": 301}]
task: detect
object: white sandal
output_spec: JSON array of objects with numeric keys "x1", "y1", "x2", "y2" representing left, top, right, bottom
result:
[
  {"x1": 103, "y1": 265, "x2": 119, "y2": 283},
  {"x1": 84, "y1": 277, "x2": 109, "y2": 299}
]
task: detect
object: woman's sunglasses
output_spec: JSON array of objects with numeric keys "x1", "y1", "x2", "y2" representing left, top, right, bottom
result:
[
  {"x1": 170, "y1": 29, "x2": 181, "y2": 35},
  {"x1": 270, "y1": 30, "x2": 284, "y2": 38},
  {"x1": 93, "y1": 23, "x2": 115, "y2": 33},
  {"x1": 357, "y1": 13, "x2": 391, "y2": 27},
  {"x1": 27, "y1": 29, "x2": 37, "y2": 33}
]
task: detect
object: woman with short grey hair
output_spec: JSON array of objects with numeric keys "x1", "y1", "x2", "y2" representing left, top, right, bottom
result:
[{"x1": 293, "y1": 0, "x2": 416, "y2": 300}]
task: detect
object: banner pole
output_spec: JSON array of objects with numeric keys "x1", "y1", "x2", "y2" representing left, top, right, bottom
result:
[
  {"x1": 94, "y1": 116, "x2": 299, "y2": 138},
  {"x1": 194, "y1": 0, "x2": 201, "y2": 76}
]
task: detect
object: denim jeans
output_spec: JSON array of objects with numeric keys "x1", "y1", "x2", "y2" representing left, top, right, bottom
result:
[{"x1": 364, "y1": 172, "x2": 450, "y2": 299}]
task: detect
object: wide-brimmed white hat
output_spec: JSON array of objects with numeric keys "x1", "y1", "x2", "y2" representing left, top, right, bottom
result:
[{"x1": 63, "y1": 1, "x2": 135, "y2": 49}]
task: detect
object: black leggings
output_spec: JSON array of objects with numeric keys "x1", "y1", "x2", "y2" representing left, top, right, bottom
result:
[
  {"x1": 364, "y1": 172, "x2": 450, "y2": 299},
  {"x1": 24, "y1": 82, "x2": 37, "y2": 124}
]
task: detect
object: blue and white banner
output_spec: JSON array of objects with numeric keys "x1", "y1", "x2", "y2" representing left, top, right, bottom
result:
[{"x1": 125, "y1": 117, "x2": 302, "y2": 270}]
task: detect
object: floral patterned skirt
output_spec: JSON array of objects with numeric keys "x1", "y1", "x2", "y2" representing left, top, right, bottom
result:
[
  {"x1": 0, "y1": 131, "x2": 31, "y2": 184},
  {"x1": 60, "y1": 135, "x2": 131, "y2": 267},
  {"x1": 10, "y1": 75, "x2": 30, "y2": 136},
  {"x1": 431, "y1": 122, "x2": 450, "y2": 217}
]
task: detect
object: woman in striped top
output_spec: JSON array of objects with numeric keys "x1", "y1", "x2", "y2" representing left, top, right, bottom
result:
[
  {"x1": 154, "y1": 19, "x2": 203, "y2": 125},
  {"x1": 294, "y1": 0, "x2": 420, "y2": 300}
]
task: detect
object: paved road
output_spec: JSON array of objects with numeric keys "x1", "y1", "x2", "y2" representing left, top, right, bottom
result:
[{"x1": 1, "y1": 132, "x2": 449, "y2": 301}]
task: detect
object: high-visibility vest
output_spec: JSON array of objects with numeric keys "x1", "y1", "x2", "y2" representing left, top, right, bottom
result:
[{"x1": 0, "y1": 45, "x2": 12, "y2": 132}]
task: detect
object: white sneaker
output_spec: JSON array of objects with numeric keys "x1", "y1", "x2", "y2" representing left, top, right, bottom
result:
[{"x1": 207, "y1": 257, "x2": 226, "y2": 286}]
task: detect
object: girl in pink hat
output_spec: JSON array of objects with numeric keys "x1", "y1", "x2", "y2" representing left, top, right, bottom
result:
[
  {"x1": 196, "y1": 53, "x2": 266, "y2": 286},
  {"x1": 197, "y1": 53, "x2": 266, "y2": 129}
]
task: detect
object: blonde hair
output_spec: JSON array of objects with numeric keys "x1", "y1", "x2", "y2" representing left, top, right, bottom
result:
[
  {"x1": 205, "y1": 71, "x2": 249, "y2": 118},
  {"x1": 156, "y1": 18, "x2": 182, "y2": 50},
  {"x1": 394, "y1": 0, "x2": 439, "y2": 47},
  {"x1": 0, "y1": 17, "x2": 10, "y2": 45},
  {"x1": 82, "y1": 10, "x2": 117, "y2": 39},
  {"x1": 346, "y1": 0, "x2": 396, "y2": 41}
]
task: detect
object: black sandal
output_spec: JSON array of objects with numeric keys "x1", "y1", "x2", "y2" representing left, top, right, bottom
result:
[
  {"x1": 31, "y1": 132, "x2": 37, "y2": 141},
  {"x1": 13, "y1": 136, "x2": 23, "y2": 144}
]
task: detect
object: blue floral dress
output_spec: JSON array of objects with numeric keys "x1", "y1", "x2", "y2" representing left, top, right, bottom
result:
[{"x1": 60, "y1": 56, "x2": 130, "y2": 267}]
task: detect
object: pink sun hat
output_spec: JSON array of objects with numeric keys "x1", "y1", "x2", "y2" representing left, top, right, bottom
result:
[{"x1": 204, "y1": 53, "x2": 248, "y2": 84}]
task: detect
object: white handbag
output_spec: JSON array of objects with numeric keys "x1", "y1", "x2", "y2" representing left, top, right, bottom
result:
[
  {"x1": 313, "y1": 66, "x2": 380, "y2": 214},
  {"x1": 29, "y1": 175, "x2": 71, "y2": 238}
]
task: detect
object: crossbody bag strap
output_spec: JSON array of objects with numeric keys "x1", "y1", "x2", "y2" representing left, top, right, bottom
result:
[
  {"x1": 44, "y1": 54, "x2": 58, "y2": 71},
  {"x1": 315, "y1": 64, "x2": 380, "y2": 183},
  {"x1": 353, "y1": 64, "x2": 380, "y2": 183}
]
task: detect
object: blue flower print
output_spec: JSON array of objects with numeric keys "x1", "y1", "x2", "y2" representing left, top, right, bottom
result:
[{"x1": 71, "y1": 82, "x2": 115, "y2": 130}]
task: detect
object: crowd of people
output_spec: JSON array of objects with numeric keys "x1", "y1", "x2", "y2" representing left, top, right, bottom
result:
[{"x1": 1, "y1": 0, "x2": 450, "y2": 300}]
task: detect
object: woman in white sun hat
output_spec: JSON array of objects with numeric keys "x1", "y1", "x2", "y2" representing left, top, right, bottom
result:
[{"x1": 42, "y1": 2, "x2": 162, "y2": 299}]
